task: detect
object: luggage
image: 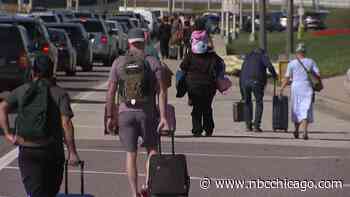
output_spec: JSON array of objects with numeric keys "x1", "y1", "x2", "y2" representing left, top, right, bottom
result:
[
  {"x1": 57, "y1": 161, "x2": 94, "y2": 197},
  {"x1": 233, "y1": 101, "x2": 245, "y2": 122},
  {"x1": 169, "y1": 46, "x2": 178, "y2": 60},
  {"x1": 148, "y1": 132, "x2": 190, "y2": 196},
  {"x1": 272, "y1": 81, "x2": 288, "y2": 132},
  {"x1": 216, "y1": 75, "x2": 232, "y2": 94}
]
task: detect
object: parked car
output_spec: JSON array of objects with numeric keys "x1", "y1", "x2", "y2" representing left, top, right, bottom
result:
[
  {"x1": 73, "y1": 11, "x2": 99, "y2": 19},
  {"x1": 69, "y1": 18, "x2": 118, "y2": 66},
  {"x1": 105, "y1": 20, "x2": 128, "y2": 54},
  {"x1": 303, "y1": 11, "x2": 327, "y2": 30},
  {"x1": 108, "y1": 16, "x2": 137, "y2": 33},
  {"x1": 48, "y1": 28, "x2": 77, "y2": 76},
  {"x1": 45, "y1": 23, "x2": 93, "y2": 71},
  {"x1": 0, "y1": 16, "x2": 58, "y2": 77},
  {"x1": 54, "y1": 10, "x2": 75, "y2": 22},
  {"x1": 31, "y1": 11, "x2": 61, "y2": 23},
  {"x1": 134, "y1": 9, "x2": 158, "y2": 34},
  {"x1": 0, "y1": 24, "x2": 34, "y2": 92}
]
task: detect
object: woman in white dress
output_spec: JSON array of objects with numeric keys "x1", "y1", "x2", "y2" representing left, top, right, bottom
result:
[{"x1": 280, "y1": 43, "x2": 322, "y2": 140}]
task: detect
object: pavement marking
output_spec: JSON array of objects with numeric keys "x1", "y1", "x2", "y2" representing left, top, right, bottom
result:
[
  {"x1": 0, "y1": 81, "x2": 108, "y2": 172},
  {"x1": 75, "y1": 148, "x2": 349, "y2": 160},
  {"x1": 3, "y1": 166, "x2": 350, "y2": 188},
  {"x1": 0, "y1": 148, "x2": 18, "y2": 171}
]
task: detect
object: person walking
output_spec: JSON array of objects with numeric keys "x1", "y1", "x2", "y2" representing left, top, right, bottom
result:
[
  {"x1": 183, "y1": 20, "x2": 193, "y2": 55},
  {"x1": 240, "y1": 48, "x2": 277, "y2": 132},
  {"x1": 0, "y1": 54, "x2": 80, "y2": 197},
  {"x1": 179, "y1": 26, "x2": 220, "y2": 137},
  {"x1": 158, "y1": 16, "x2": 172, "y2": 60},
  {"x1": 280, "y1": 43, "x2": 322, "y2": 140},
  {"x1": 106, "y1": 28, "x2": 169, "y2": 197}
]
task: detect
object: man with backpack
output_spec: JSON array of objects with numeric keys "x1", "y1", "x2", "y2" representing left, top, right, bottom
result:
[
  {"x1": 0, "y1": 54, "x2": 80, "y2": 197},
  {"x1": 240, "y1": 48, "x2": 277, "y2": 132},
  {"x1": 106, "y1": 28, "x2": 169, "y2": 197}
]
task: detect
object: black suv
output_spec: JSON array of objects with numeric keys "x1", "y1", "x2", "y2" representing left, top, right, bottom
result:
[
  {"x1": 0, "y1": 16, "x2": 58, "y2": 76},
  {"x1": 46, "y1": 23, "x2": 93, "y2": 71},
  {"x1": 0, "y1": 24, "x2": 34, "y2": 92}
]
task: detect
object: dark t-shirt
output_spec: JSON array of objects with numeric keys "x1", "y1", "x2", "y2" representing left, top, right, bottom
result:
[{"x1": 5, "y1": 81, "x2": 74, "y2": 144}]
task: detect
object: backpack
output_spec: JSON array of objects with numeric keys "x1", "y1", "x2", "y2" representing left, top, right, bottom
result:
[
  {"x1": 243, "y1": 51, "x2": 263, "y2": 81},
  {"x1": 118, "y1": 53, "x2": 152, "y2": 106},
  {"x1": 16, "y1": 80, "x2": 52, "y2": 139}
]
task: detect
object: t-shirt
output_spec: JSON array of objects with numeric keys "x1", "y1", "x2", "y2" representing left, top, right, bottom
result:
[
  {"x1": 5, "y1": 81, "x2": 74, "y2": 143},
  {"x1": 285, "y1": 58, "x2": 320, "y2": 83},
  {"x1": 108, "y1": 49, "x2": 164, "y2": 113}
]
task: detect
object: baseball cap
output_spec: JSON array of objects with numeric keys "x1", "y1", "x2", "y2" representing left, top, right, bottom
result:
[
  {"x1": 296, "y1": 43, "x2": 307, "y2": 53},
  {"x1": 128, "y1": 28, "x2": 145, "y2": 43}
]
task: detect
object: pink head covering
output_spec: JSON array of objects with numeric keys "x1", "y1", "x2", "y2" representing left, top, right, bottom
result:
[{"x1": 191, "y1": 30, "x2": 209, "y2": 54}]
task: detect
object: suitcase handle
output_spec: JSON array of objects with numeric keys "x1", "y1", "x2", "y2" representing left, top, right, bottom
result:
[
  {"x1": 158, "y1": 130, "x2": 175, "y2": 155},
  {"x1": 64, "y1": 160, "x2": 85, "y2": 195}
]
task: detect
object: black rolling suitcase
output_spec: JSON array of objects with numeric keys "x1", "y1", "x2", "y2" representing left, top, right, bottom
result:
[
  {"x1": 57, "y1": 161, "x2": 94, "y2": 197},
  {"x1": 233, "y1": 101, "x2": 245, "y2": 122},
  {"x1": 148, "y1": 132, "x2": 190, "y2": 197},
  {"x1": 272, "y1": 81, "x2": 289, "y2": 132}
]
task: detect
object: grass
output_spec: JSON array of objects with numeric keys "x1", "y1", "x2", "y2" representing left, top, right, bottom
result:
[{"x1": 226, "y1": 7, "x2": 350, "y2": 77}]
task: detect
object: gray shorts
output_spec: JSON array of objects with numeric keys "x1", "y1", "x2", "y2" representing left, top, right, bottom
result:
[{"x1": 118, "y1": 111, "x2": 158, "y2": 152}]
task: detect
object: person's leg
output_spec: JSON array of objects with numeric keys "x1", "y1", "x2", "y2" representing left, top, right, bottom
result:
[
  {"x1": 165, "y1": 39, "x2": 170, "y2": 58},
  {"x1": 293, "y1": 122, "x2": 300, "y2": 139},
  {"x1": 203, "y1": 87, "x2": 216, "y2": 136},
  {"x1": 300, "y1": 119, "x2": 309, "y2": 140},
  {"x1": 179, "y1": 43, "x2": 184, "y2": 59},
  {"x1": 160, "y1": 40, "x2": 166, "y2": 59},
  {"x1": 188, "y1": 84, "x2": 203, "y2": 136},
  {"x1": 243, "y1": 84, "x2": 253, "y2": 131},
  {"x1": 145, "y1": 147, "x2": 158, "y2": 186},
  {"x1": 18, "y1": 147, "x2": 48, "y2": 197},
  {"x1": 126, "y1": 151, "x2": 139, "y2": 197},
  {"x1": 253, "y1": 83, "x2": 265, "y2": 132},
  {"x1": 46, "y1": 145, "x2": 65, "y2": 197}
]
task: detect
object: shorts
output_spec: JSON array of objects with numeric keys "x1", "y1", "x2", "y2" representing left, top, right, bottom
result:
[{"x1": 118, "y1": 111, "x2": 158, "y2": 152}]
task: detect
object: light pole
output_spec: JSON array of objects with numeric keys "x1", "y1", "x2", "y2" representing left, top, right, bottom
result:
[
  {"x1": 173, "y1": 0, "x2": 176, "y2": 12},
  {"x1": 287, "y1": 0, "x2": 294, "y2": 56},
  {"x1": 259, "y1": 0, "x2": 267, "y2": 51},
  {"x1": 249, "y1": 0, "x2": 256, "y2": 42},
  {"x1": 182, "y1": 0, "x2": 184, "y2": 11},
  {"x1": 239, "y1": 0, "x2": 243, "y2": 30},
  {"x1": 221, "y1": 0, "x2": 225, "y2": 37},
  {"x1": 134, "y1": 0, "x2": 136, "y2": 8},
  {"x1": 208, "y1": 0, "x2": 210, "y2": 10},
  {"x1": 124, "y1": 0, "x2": 127, "y2": 10}
]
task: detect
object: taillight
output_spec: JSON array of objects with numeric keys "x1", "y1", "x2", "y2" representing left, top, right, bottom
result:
[
  {"x1": 18, "y1": 52, "x2": 29, "y2": 69},
  {"x1": 42, "y1": 43, "x2": 50, "y2": 54},
  {"x1": 101, "y1": 35, "x2": 108, "y2": 44}
]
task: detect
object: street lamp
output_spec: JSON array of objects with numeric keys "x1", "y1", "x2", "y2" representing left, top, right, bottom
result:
[{"x1": 249, "y1": 0, "x2": 256, "y2": 42}]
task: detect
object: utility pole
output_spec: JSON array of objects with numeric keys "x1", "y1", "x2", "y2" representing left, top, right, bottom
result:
[
  {"x1": 259, "y1": 0, "x2": 267, "y2": 51},
  {"x1": 182, "y1": 0, "x2": 184, "y2": 11},
  {"x1": 172, "y1": 0, "x2": 176, "y2": 13},
  {"x1": 134, "y1": 0, "x2": 136, "y2": 8},
  {"x1": 287, "y1": 0, "x2": 294, "y2": 56},
  {"x1": 208, "y1": 0, "x2": 210, "y2": 10},
  {"x1": 221, "y1": 0, "x2": 225, "y2": 37},
  {"x1": 239, "y1": 0, "x2": 243, "y2": 30},
  {"x1": 249, "y1": 0, "x2": 256, "y2": 42},
  {"x1": 124, "y1": 0, "x2": 127, "y2": 10}
]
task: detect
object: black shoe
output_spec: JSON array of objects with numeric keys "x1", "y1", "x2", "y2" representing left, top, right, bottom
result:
[
  {"x1": 205, "y1": 129, "x2": 213, "y2": 137},
  {"x1": 303, "y1": 134, "x2": 309, "y2": 140},
  {"x1": 246, "y1": 123, "x2": 253, "y2": 132},
  {"x1": 253, "y1": 128, "x2": 263, "y2": 132},
  {"x1": 293, "y1": 131, "x2": 299, "y2": 139},
  {"x1": 193, "y1": 132, "x2": 202, "y2": 137}
]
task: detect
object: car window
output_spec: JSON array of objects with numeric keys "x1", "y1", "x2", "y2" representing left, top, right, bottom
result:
[
  {"x1": 0, "y1": 28, "x2": 25, "y2": 58},
  {"x1": 49, "y1": 30, "x2": 66, "y2": 44},
  {"x1": 79, "y1": 21, "x2": 104, "y2": 33},
  {"x1": 39, "y1": 15, "x2": 58, "y2": 23}
]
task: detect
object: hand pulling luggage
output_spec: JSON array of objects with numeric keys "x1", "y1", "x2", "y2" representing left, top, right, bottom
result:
[
  {"x1": 104, "y1": 103, "x2": 119, "y2": 135},
  {"x1": 169, "y1": 46, "x2": 179, "y2": 60},
  {"x1": 57, "y1": 161, "x2": 94, "y2": 197},
  {"x1": 272, "y1": 80, "x2": 288, "y2": 132},
  {"x1": 233, "y1": 101, "x2": 244, "y2": 122},
  {"x1": 148, "y1": 132, "x2": 190, "y2": 196}
]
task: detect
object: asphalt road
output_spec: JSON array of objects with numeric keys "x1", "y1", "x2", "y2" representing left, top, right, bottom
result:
[{"x1": 0, "y1": 62, "x2": 349, "y2": 197}]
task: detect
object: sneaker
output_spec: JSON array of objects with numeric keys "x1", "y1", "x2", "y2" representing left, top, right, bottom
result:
[
  {"x1": 140, "y1": 185, "x2": 149, "y2": 197},
  {"x1": 246, "y1": 123, "x2": 253, "y2": 132},
  {"x1": 253, "y1": 128, "x2": 263, "y2": 132},
  {"x1": 303, "y1": 134, "x2": 309, "y2": 140},
  {"x1": 193, "y1": 132, "x2": 202, "y2": 137},
  {"x1": 205, "y1": 129, "x2": 213, "y2": 137}
]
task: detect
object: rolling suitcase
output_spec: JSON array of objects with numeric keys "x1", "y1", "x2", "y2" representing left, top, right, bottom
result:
[
  {"x1": 272, "y1": 81, "x2": 289, "y2": 132},
  {"x1": 233, "y1": 101, "x2": 245, "y2": 122},
  {"x1": 148, "y1": 132, "x2": 190, "y2": 196},
  {"x1": 169, "y1": 46, "x2": 178, "y2": 60},
  {"x1": 57, "y1": 161, "x2": 94, "y2": 197}
]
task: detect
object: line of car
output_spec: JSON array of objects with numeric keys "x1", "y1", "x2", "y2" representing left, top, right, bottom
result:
[{"x1": 0, "y1": 9, "x2": 159, "y2": 93}]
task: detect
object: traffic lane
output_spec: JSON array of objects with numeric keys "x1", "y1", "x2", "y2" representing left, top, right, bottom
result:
[{"x1": 1, "y1": 143, "x2": 349, "y2": 197}]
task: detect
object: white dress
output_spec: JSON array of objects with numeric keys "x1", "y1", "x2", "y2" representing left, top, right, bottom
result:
[{"x1": 285, "y1": 58, "x2": 320, "y2": 123}]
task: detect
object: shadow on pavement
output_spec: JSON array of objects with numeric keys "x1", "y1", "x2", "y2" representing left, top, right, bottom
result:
[
  {"x1": 63, "y1": 87, "x2": 107, "y2": 93},
  {"x1": 71, "y1": 99, "x2": 105, "y2": 104}
]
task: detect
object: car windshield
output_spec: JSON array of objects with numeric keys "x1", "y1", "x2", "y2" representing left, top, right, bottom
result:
[
  {"x1": 0, "y1": 28, "x2": 25, "y2": 59},
  {"x1": 115, "y1": 19, "x2": 133, "y2": 30},
  {"x1": 51, "y1": 26, "x2": 87, "y2": 41},
  {"x1": 39, "y1": 15, "x2": 58, "y2": 23}
]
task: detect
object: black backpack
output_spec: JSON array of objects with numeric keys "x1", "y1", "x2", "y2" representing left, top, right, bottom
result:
[{"x1": 16, "y1": 80, "x2": 52, "y2": 139}]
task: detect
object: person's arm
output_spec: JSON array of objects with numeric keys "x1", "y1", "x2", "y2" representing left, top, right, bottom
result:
[
  {"x1": 280, "y1": 63, "x2": 292, "y2": 95},
  {"x1": 106, "y1": 59, "x2": 120, "y2": 133},
  {"x1": 262, "y1": 53, "x2": 277, "y2": 79},
  {"x1": 61, "y1": 115, "x2": 80, "y2": 165},
  {"x1": 0, "y1": 101, "x2": 16, "y2": 144}
]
